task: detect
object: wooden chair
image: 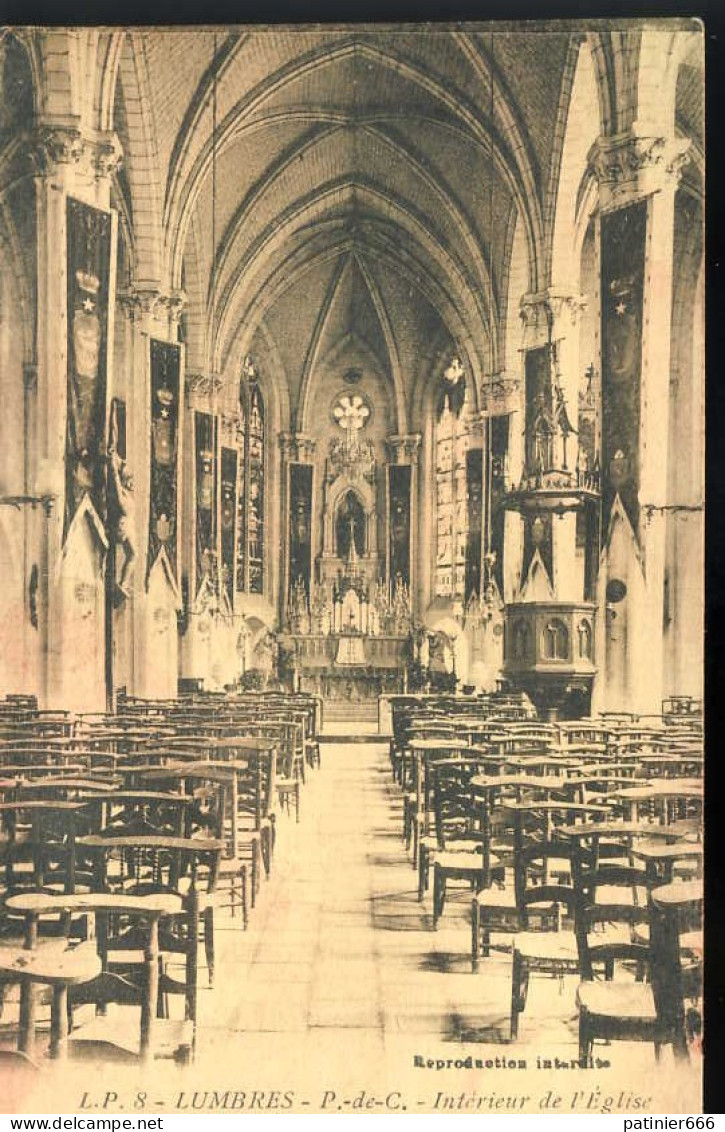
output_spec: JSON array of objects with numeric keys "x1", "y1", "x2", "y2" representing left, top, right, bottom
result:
[
  {"x1": 509, "y1": 838, "x2": 579, "y2": 1039},
  {"x1": 471, "y1": 798, "x2": 606, "y2": 969},
  {"x1": 409, "y1": 740, "x2": 469, "y2": 877},
  {"x1": 65, "y1": 895, "x2": 195, "y2": 1063},
  {"x1": 429, "y1": 758, "x2": 499, "y2": 928},
  {"x1": 0, "y1": 929, "x2": 101, "y2": 1060},
  {"x1": 649, "y1": 882, "x2": 703, "y2": 1058},
  {"x1": 572, "y1": 858, "x2": 700, "y2": 1062},
  {"x1": 76, "y1": 834, "x2": 223, "y2": 992}
]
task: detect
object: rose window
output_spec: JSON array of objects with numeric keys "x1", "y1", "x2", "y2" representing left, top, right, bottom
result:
[{"x1": 332, "y1": 394, "x2": 370, "y2": 434}]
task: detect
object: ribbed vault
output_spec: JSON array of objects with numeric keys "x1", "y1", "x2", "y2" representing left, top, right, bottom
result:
[{"x1": 105, "y1": 26, "x2": 654, "y2": 426}]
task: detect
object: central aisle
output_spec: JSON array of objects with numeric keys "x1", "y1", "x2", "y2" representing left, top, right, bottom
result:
[{"x1": 191, "y1": 737, "x2": 580, "y2": 1092}]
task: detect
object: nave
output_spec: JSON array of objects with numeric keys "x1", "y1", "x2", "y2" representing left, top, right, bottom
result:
[{"x1": 0, "y1": 21, "x2": 706, "y2": 1116}]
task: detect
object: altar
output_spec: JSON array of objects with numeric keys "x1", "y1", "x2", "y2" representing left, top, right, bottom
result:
[
  {"x1": 287, "y1": 632, "x2": 410, "y2": 701},
  {"x1": 279, "y1": 378, "x2": 417, "y2": 703}
]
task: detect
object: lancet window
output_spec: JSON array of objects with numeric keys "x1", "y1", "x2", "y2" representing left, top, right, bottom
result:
[{"x1": 435, "y1": 357, "x2": 472, "y2": 598}]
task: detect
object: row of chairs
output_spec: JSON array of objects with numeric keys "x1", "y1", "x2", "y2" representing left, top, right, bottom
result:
[
  {"x1": 389, "y1": 692, "x2": 703, "y2": 1064},
  {"x1": 0, "y1": 689, "x2": 322, "y2": 1067}
]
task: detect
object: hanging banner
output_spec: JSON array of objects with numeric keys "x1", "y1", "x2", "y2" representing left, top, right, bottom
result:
[
  {"x1": 289, "y1": 463, "x2": 313, "y2": 594},
  {"x1": 601, "y1": 200, "x2": 646, "y2": 534},
  {"x1": 577, "y1": 503, "x2": 599, "y2": 602},
  {"x1": 247, "y1": 383, "x2": 265, "y2": 594},
  {"x1": 195, "y1": 411, "x2": 217, "y2": 595},
  {"x1": 64, "y1": 197, "x2": 112, "y2": 540},
  {"x1": 388, "y1": 464, "x2": 411, "y2": 588},
  {"x1": 220, "y1": 446, "x2": 238, "y2": 608},
  {"x1": 524, "y1": 344, "x2": 552, "y2": 474},
  {"x1": 465, "y1": 448, "x2": 482, "y2": 601},
  {"x1": 148, "y1": 339, "x2": 181, "y2": 583},
  {"x1": 235, "y1": 404, "x2": 246, "y2": 592},
  {"x1": 489, "y1": 414, "x2": 510, "y2": 593}
]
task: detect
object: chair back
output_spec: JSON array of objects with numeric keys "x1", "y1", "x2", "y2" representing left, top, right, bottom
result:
[
  {"x1": 649, "y1": 889, "x2": 702, "y2": 1039},
  {"x1": 432, "y1": 758, "x2": 487, "y2": 849},
  {"x1": 572, "y1": 856, "x2": 650, "y2": 980},
  {"x1": 514, "y1": 837, "x2": 577, "y2": 928}
]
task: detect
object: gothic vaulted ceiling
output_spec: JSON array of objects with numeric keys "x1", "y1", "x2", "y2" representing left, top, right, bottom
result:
[{"x1": 112, "y1": 27, "x2": 584, "y2": 428}]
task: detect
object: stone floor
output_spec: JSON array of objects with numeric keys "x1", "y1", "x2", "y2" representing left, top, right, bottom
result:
[{"x1": 2, "y1": 736, "x2": 703, "y2": 1114}]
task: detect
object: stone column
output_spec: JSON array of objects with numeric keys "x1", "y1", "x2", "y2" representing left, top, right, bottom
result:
[
  {"x1": 119, "y1": 286, "x2": 186, "y2": 700},
  {"x1": 31, "y1": 125, "x2": 122, "y2": 710},
  {"x1": 518, "y1": 289, "x2": 587, "y2": 602},
  {"x1": 588, "y1": 129, "x2": 689, "y2": 713}
]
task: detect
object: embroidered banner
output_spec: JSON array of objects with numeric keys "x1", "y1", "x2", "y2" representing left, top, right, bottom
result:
[
  {"x1": 235, "y1": 403, "x2": 246, "y2": 592},
  {"x1": 220, "y1": 446, "x2": 238, "y2": 608},
  {"x1": 465, "y1": 448, "x2": 482, "y2": 601},
  {"x1": 388, "y1": 464, "x2": 411, "y2": 588},
  {"x1": 489, "y1": 414, "x2": 510, "y2": 593},
  {"x1": 524, "y1": 345, "x2": 553, "y2": 474},
  {"x1": 601, "y1": 200, "x2": 646, "y2": 534},
  {"x1": 148, "y1": 339, "x2": 181, "y2": 582},
  {"x1": 64, "y1": 197, "x2": 112, "y2": 540},
  {"x1": 577, "y1": 503, "x2": 599, "y2": 602},
  {"x1": 195, "y1": 411, "x2": 218, "y2": 596},
  {"x1": 246, "y1": 383, "x2": 265, "y2": 594},
  {"x1": 289, "y1": 463, "x2": 313, "y2": 594}
]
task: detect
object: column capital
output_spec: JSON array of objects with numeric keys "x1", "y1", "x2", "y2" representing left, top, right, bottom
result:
[
  {"x1": 587, "y1": 131, "x2": 690, "y2": 211},
  {"x1": 519, "y1": 288, "x2": 587, "y2": 347},
  {"x1": 118, "y1": 284, "x2": 187, "y2": 329},
  {"x1": 185, "y1": 372, "x2": 224, "y2": 409},
  {"x1": 30, "y1": 123, "x2": 85, "y2": 175},
  {"x1": 386, "y1": 433, "x2": 422, "y2": 465},
  {"x1": 30, "y1": 124, "x2": 123, "y2": 183},
  {"x1": 479, "y1": 373, "x2": 522, "y2": 416},
  {"x1": 85, "y1": 130, "x2": 123, "y2": 181},
  {"x1": 279, "y1": 433, "x2": 317, "y2": 462}
]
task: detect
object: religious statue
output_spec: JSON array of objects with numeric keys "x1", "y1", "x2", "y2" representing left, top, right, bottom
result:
[
  {"x1": 392, "y1": 574, "x2": 411, "y2": 633},
  {"x1": 107, "y1": 444, "x2": 137, "y2": 601}
]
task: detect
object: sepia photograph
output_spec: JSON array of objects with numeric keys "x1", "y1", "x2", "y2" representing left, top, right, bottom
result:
[{"x1": 0, "y1": 20, "x2": 705, "y2": 1116}]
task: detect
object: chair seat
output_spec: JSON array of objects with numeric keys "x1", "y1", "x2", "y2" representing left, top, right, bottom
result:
[
  {"x1": 0, "y1": 940, "x2": 100, "y2": 986},
  {"x1": 435, "y1": 849, "x2": 498, "y2": 874},
  {"x1": 514, "y1": 930, "x2": 578, "y2": 962},
  {"x1": 594, "y1": 885, "x2": 646, "y2": 907},
  {"x1": 475, "y1": 885, "x2": 517, "y2": 910},
  {"x1": 681, "y1": 929, "x2": 703, "y2": 956},
  {"x1": 217, "y1": 857, "x2": 246, "y2": 875},
  {"x1": 106, "y1": 949, "x2": 147, "y2": 967},
  {"x1": 66, "y1": 1013, "x2": 193, "y2": 1060},
  {"x1": 576, "y1": 980, "x2": 656, "y2": 1021}
]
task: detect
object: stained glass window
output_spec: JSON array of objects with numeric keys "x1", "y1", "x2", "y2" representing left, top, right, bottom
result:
[
  {"x1": 236, "y1": 375, "x2": 265, "y2": 595},
  {"x1": 435, "y1": 364, "x2": 472, "y2": 597}
]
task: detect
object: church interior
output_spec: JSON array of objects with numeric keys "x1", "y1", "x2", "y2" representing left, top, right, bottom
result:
[{"x1": 0, "y1": 23, "x2": 704, "y2": 1112}]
